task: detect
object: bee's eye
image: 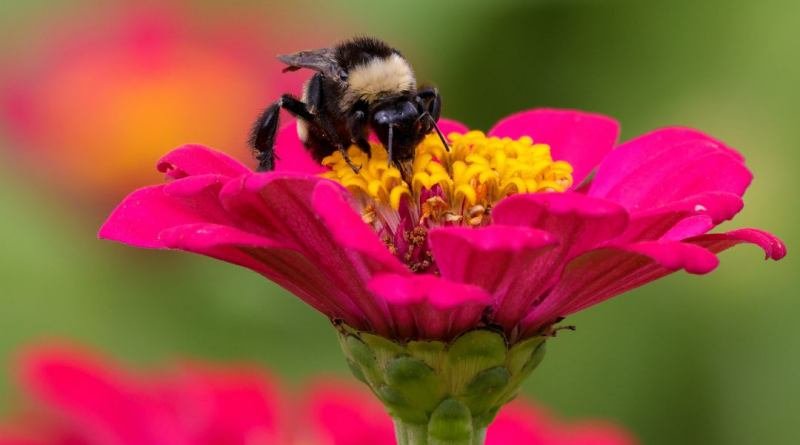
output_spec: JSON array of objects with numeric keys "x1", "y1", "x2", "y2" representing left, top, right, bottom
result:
[
  {"x1": 374, "y1": 110, "x2": 391, "y2": 125},
  {"x1": 401, "y1": 101, "x2": 417, "y2": 116}
]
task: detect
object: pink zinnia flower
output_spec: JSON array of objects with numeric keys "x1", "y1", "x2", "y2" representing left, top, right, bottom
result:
[
  {"x1": 99, "y1": 108, "x2": 785, "y2": 443},
  {"x1": 0, "y1": 4, "x2": 312, "y2": 200},
  {"x1": 0, "y1": 346, "x2": 285, "y2": 445},
  {"x1": 0, "y1": 345, "x2": 636, "y2": 445},
  {"x1": 100, "y1": 109, "x2": 785, "y2": 339}
]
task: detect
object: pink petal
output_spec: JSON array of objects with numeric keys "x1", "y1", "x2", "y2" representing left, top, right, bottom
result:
[
  {"x1": 521, "y1": 241, "x2": 719, "y2": 334},
  {"x1": 311, "y1": 180, "x2": 408, "y2": 274},
  {"x1": 438, "y1": 117, "x2": 469, "y2": 136},
  {"x1": 618, "y1": 192, "x2": 743, "y2": 243},
  {"x1": 218, "y1": 172, "x2": 325, "y2": 238},
  {"x1": 623, "y1": 242, "x2": 720, "y2": 273},
  {"x1": 660, "y1": 215, "x2": 715, "y2": 242},
  {"x1": 273, "y1": 121, "x2": 326, "y2": 174},
  {"x1": 490, "y1": 401, "x2": 637, "y2": 445},
  {"x1": 370, "y1": 273, "x2": 491, "y2": 310},
  {"x1": 305, "y1": 379, "x2": 395, "y2": 445},
  {"x1": 491, "y1": 193, "x2": 629, "y2": 328},
  {"x1": 493, "y1": 192, "x2": 629, "y2": 256},
  {"x1": 312, "y1": 181, "x2": 414, "y2": 334},
  {"x1": 157, "y1": 144, "x2": 250, "y2": 180},
  {"x1": 20, "y1": 347, "x2": 184, "y2": 445},
  {"x1": 220, "y1": 173, "x2": 399, "y2": 335},
  {"x1": 588, "y1": 128, "x2": 752, "y2": 211},
  {"x1": 98, "y1": 174, "x2": 229, "y2": 248},
  {"x1": 428, "y1": 225, "x2": 558, "y2": 330},
  {"x1": 487, "y1": 401, "x2": 555, "y2": 445},
  {"x1": 688, "y1": 228, "x2": 787, "y2": 260},
  {"x1": 488, "y1": 108, "x2": 620, "y2": 186},
  {"x1": 368, "y1": 273, "x2": 492, "y2": 340},
  {"x1": 431, "y1": 225, "x2": 557, "y2": 255},
  {"x1": 159, "y1": 223, "x2": 370, "y2": 329},
  {"x1": 163, "y1": 365, "x2": 282, "y2": 444}
]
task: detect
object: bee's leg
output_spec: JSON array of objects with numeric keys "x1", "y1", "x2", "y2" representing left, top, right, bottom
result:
[
  {"x1": 387, "y1": 125, "x2": 398, "y2": 168},
  {"x1": 317, "y1": 119, "x2": 361, "y2": 172},
  {"x1": 250, "y1": 101, "x2": 281, "y2": 171},
  {"x1": 279, "y1": 94, "x2": 315, "y2": 121},
  {"x1": 416, "y1": 86, "x2": 450, "y2": 151},
  {"x1": 250, "y1": 94, "x2": 315, "y2": 171},
  {"x1": 332, "y1": 144, "x2": 360, "y2": 173},
  {"x1": 349, "y1": 108, "x2": 372, "y2": 158},
  {"x1": 303, "y1": 74, "x2": 361, "y2": 173},
  {"x1": 417, "y1": 86, "x2": 442, "y2": 121},
  {"x1": 304, "y1": 73, "x2": 323, "y2": 115}
]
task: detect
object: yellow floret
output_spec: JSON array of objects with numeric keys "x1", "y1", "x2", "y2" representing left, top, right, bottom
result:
[{"x1": 322, "y1": 131, "x2": 573, "y2": 215}]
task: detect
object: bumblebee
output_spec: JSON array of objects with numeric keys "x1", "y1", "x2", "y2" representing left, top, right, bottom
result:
[{"x1": 250, "y1": 37, "x2": 448, "y2": 172}]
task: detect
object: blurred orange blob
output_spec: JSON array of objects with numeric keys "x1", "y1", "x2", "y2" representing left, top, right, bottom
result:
[{"x1": 0, "y1": 4, "x2": 308, "y2": 201}]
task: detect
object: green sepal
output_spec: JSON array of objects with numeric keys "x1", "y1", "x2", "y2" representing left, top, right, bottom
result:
[
  {"x1": 340, "y1": 334, "x2": 383, "y2": 385},
  {"x1": 337, "y1": 326, "x2": 548, "y2": 445},
  {"x1": 345, "y1": 358, "x2": 368, "y2": 384},
  {"x1": 428, "y1": 398, "x2": 473, "y2": 445},
  {"x1": 506, "y1": 335, "x2": 545, "y2": 375},
  {"x1": 387, "y1": 356, "x2": 446, "y2": 413},
  {"x1": 407, "y1": 340, "x2": 447, "y2": 370},
  {"x1": 472, "y1": 406, "x2": 501, "y2": 429},
  {"x1": 461, "y1": 366, "x2": 510, "y2": 417},
  {"x1": 445, "y1": 330, "x2": 506, "y2": 392},
  {"x1": 361, "y1": 331, "x2": 406, "y2": 363},
  {"x1": 377, "y1": 384, "x2": 429, "y2": 424},
  {"x1": 498, "y1": 340, "x2": 547, "y2": 406}
]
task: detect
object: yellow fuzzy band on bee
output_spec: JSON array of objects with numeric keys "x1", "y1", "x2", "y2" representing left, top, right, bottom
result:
[{"x1": 321, "y1": 131, "x2": 573, "y2": 213}]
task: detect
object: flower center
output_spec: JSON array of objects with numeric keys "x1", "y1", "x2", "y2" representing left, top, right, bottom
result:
[
  {"x1": 321, "y1": 131, "x2": 573, "y2": 272},
  {"x1": 322, "y1": 131, "x2": 572, "y2": 219}
]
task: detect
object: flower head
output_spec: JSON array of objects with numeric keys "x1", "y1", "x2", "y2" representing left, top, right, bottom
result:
[
  {"x1": 0, "y1": 345, "x2": 284, "y2": 445},
  {"x1": 99, "y1": 108, "x2": 785, "y2": 442},
  {"x1": 101, "y1": 108, "x2": 785, "y2": 342},
  {"x1": 0, "y1": 344, "x2": 636, "y2": 445},
  {"x1": 0, "y1": 4, "x2": 309, "y2": 199}
]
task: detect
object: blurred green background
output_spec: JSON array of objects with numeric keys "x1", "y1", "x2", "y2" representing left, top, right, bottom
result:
[{"x1": 0, "y1": 1, "x2": 796, "y2": 444}]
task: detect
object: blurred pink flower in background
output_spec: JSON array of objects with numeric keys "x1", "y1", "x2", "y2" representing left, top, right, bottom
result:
[
  {"x1": 0, "y1": 344, "x2": 636, "y2": 445},
  {"x1": 0, "y1": 3, "x2": 311, "y2": 201}
]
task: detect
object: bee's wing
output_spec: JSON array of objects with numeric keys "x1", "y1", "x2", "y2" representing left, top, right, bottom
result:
[{"x1": 278, "y1": 48, "x2": 347, "y2": 83}]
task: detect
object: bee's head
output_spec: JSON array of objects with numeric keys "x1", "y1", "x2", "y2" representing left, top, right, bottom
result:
[{"x1": 371, "y1": 98, "x2": 424, "y2": 162}]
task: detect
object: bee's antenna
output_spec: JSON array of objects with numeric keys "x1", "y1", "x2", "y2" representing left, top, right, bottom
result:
[
  {"x1": 426, "y1": 114, "x2": 451, "y2": 152},
  {"x1": 387, "y1": 124, "x2": 394, "y2": 166}
]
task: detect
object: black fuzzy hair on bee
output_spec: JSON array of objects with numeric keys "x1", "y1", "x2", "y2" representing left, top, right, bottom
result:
[
  {"x1": 333, "y1": 36, "x2": 396, "y2": 70},
  {"x1": 249, "y1": 36, "x2": 449, "y2": 173}
]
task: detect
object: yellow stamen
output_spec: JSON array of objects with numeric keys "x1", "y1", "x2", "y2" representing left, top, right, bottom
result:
[{"x1": 321, "y1": 131, "x2": 573, "y2": 224}]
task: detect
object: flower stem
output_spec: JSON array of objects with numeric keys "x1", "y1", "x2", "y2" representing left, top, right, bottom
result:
[
  {"x1": 394, "y1": 419, "x2": 487, "y2": 445},
  {"x1": 394, "y1": 420, "x2": 427, "y2": 445}
]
